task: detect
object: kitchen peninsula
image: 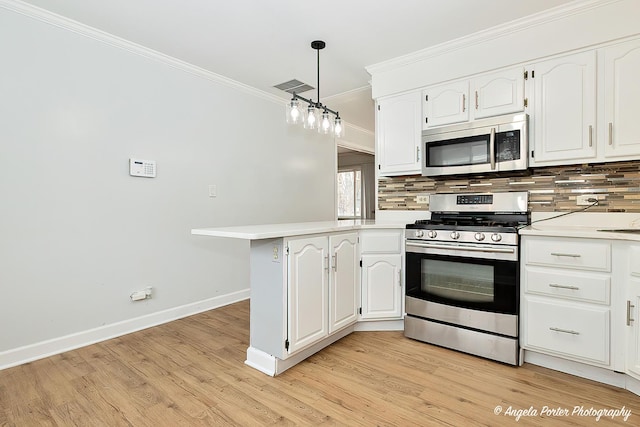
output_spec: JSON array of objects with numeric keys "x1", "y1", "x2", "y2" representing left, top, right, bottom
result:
[{"x1": 192, "y1": 220, "x2": 410, "y2": 376}]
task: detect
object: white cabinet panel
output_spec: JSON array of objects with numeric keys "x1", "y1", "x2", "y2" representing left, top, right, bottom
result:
[
  {"x1": 529, "y1": 51, "x2": 597, "y2": 165},
  {"x1": 471, "y1": 67, "x2": 524, "y2": 119},
  {"x1": 361, "y1": 254, "x2": 402, "y2": 319},
  {"x1": 524, "y1": 237, "x2": 610, "y2": 272},
  {"x1": 423, "y1": 81, "x2": 469, "y2": 128},
  {"x1": 329, "y1": 233, "x2": 359, "y2": 333},
  {"x1": 602, "y1": 39, "x2": 640, "y2": 159},
  {"x1": 523, "y1": 297, "x2": 610, "y2": 365},
  {"x1": 287, "y1": 236, "x2": 329, "y2": 354},
  {"x1": 358, "y1": 231, "x2": 402, "y2": 254},
  {"x1": 525, "y1": 266, "x2": 610, "y2": 304},
  {"x1": 626, "y1": 246, "x2": 640, "y2": 380},
  {"x1": 377, "y1": 91, "x2": 422, "y2": 176}
]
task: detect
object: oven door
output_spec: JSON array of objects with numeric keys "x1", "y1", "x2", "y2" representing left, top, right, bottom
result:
[{"x1": 405, "y1": 240, "x2": 519, "y2": 315}]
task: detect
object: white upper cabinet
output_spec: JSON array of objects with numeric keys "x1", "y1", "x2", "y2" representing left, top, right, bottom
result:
[
  {"x1": 376, "y1": 91, "x2": 422, "y2": 176},
  {"x1": 422, "y1": 81, "x2": 469, "y2": 128},
  {"x1": 602, "y1": 39, "x2": 640, "y2": 159},
  {"x1": 528, "y1": 51, "x2": 597, "y2": 166},
  {"x1": 422, "y1": 67, "x2": 524, "y2": 129},
  {"x1": 528, "y1": 38, "x2": 640, "y2": 167},
  {"x1": 471, "y1": 67, "x2": 525, "y2": 119}
]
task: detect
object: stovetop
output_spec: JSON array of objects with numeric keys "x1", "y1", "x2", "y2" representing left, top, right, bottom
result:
[{"x1": 406, "y1": 192, "x2": 530, "y2": 238}]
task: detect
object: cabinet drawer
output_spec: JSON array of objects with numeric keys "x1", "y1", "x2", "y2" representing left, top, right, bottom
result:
[
  {"x1": 523, "y1": 297, "x2": 609, "y2": 365},
  {"x1": 524, "y1": 266, "x2": 610, "y2": 304},
  {"x1": 360, "y1": 231, "x2": 402, "y2": 254},
  {"x1": 524, "y1": 238, "x2": 610, "y2": 272}
]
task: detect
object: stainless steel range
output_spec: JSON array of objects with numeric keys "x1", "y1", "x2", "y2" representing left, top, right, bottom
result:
[{"x1": 404, "y1": 191, "x2": 529, "y2": 365}]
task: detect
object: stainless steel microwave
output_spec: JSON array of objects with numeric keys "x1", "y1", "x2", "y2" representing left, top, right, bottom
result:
[{"x1": 422, "y1": 113, "x2": 528, "y2": 177}]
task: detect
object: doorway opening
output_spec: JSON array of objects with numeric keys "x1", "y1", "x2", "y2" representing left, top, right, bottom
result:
[{"x1": 337, "y1": 146, "x2": 375, "y2": 220}]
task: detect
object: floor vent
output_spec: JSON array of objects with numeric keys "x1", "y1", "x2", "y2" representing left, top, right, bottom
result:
[{"x1": 273, "y1": 79, "x2": 314, "y2": 94}]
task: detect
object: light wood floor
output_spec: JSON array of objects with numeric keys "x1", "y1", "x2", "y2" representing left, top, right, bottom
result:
[{"x1": 2, "y1": 300, "x2": 639, "y2": 426}]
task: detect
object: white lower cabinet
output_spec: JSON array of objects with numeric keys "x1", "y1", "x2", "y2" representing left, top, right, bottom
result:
[
  {"x1": 361, "y1": 254, "x2": 402, "y2": 319},
  {"x1": 328, "y1": 233, "x2": 359, "y2": 333},
  {"x1": 246, "y1": 227, "x2": 402, "y2": 376},
  {"x1": 286, "y1": 232, "x2": 358, "y2": 355},
  {"x1": 524, "y1": 297, "x2": 609, "y2": 365},
  {"x1": 359, "y1": 229, "x2": 404, "y2": 320},
  {"x1": 521, "y1": 236, "x2": 612, "y2": 368},
  {"x1": 286, "y1": 236, "x2": 330, "y2": 354},
  {"x1": 626, "y1": 246, "x2": 640, "y2": 380}
]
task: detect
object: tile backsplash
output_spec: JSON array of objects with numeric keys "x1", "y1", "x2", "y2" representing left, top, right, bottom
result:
[{"x1": 378, "y1": 160, "x2": 640, "y2": 212}]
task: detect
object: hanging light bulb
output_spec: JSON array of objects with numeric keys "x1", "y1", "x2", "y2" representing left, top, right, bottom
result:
[
  {"x1": 333, "y1": 115, "x2": 343, "y2": 138},
  {"x1": 282, "y1": 41, "x2": 345, "y2": 138},
  {"x1": 286, "y1": 97, "x2": 301, "y2": 124},
  {"x1": 304, "y1": 103, "x2": 318, "y2": 129},
  {"x1": 319, "y1": 109, "x2": 332, "y2": 134}
]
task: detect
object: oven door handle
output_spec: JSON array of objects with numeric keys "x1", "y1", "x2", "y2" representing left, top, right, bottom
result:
[{"x1": 406, "y1": 241, "x2": 516, "y2": 254}]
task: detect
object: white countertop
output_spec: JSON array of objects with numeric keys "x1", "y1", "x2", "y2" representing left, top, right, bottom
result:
[
  {"x1": 519, "y1": 212, "x2": 640, "y2": 241},
  {"x1": 191, "y1": 219, "x2": 408, "y2": 240}
]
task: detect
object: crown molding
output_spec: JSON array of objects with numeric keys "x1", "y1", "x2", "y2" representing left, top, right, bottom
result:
[
  {"x1": 0, "y1": 0, "x2": 285, "y2": 105},
  {"x1": 365, "y1": 0, "x2": 621, "y2": 76},
  {"x1": 344, "y1": 122, "x2": 374, "y2": 137}
]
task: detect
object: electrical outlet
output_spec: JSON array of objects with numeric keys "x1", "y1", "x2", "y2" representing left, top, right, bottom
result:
[
  {"x1": 576, "y1": 194, "x2": 600, "y2": 206},
  {"x1": 416, "y1": 194, "x2": 430, "y2": 204}
]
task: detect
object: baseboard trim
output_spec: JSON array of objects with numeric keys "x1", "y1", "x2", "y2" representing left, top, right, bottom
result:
[
  {"x1": 523, "y1": 350, "x2": 626, "y2": 389},
  {"x1": 0, "y1": 289, "x2": 250, "y2": 370},
  {"x1": 246, "y1": 325, "x2": 356, "y2": 376}
]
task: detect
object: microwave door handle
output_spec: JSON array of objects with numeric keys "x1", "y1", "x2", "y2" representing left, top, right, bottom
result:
[{"x1": 490, "y1": 127, "x2": 496, "y2": 170}]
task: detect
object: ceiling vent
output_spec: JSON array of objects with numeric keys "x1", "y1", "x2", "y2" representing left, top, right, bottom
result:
[{"x1": 274, "y1": 79, "x2": 314, "y2": 94}]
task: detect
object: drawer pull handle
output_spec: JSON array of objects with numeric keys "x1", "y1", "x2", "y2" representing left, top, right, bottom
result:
[
  {"x1": 550, "y1": 252, "x2": 581, "y2": 258},
  {"x1": 549, "y1": 327, "x2": 580, "y2": 335},
  {"x1": 628, "y1": 300, "x2": 636, "y2": 326},
  {"x1": 548, "y1": 283, "x2": 580, "y2": 290}
]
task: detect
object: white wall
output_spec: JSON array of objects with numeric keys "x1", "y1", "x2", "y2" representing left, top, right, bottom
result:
[{"x1": 0, "y1": 6, "x2": 335, "y2": 367}]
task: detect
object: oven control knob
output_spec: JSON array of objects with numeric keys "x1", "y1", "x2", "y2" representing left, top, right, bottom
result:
[
  {"x1": 415, "y1": 230, "x2": 424, "y2": 238},
  {"x1": 427, "y1": 230, "x2": 438, "y2": 239},
  {"x1": 474, "y1": 232, "x2": 486, "y2": 241},
  {"x1": 491, "y1": 233, "x2": 502, "y2": 242},
  {"x1": 450, "y1": 231, "x2": 460, "y2": 240}
]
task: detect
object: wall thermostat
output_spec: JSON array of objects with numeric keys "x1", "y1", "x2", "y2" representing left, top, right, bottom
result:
[{"x1": 129, "y1": 158, "x2": 156, "y2": 178}]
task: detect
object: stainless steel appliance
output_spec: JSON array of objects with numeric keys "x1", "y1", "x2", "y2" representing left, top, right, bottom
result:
[
  {"x1": 404, "y1": 191, "x2": 529, "y2": 365},
  {"x1": 422, "y1": 113, "x2": 528, "y2": 177}
]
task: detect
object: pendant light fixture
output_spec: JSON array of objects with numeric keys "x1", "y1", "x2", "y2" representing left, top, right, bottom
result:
[{"x1": 286, "y1": 40, "x2": 344, "y2": 138}]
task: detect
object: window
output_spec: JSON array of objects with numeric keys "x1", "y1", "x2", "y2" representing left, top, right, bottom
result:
[{"x1": 337, "y1": 168, "x2": 361, "y2": 219}]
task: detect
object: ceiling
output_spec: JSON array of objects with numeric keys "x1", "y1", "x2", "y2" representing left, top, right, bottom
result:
[{"x1": 20, "y1": 0, "x2": 576, "y2": 131}]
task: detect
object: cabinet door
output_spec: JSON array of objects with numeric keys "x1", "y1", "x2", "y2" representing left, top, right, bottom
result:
[
  {"x1": 602, "y1": 39, "x2": 640, "y2": 159},
  {"x1": 471, "y1": 67, "x2": 524, "y2": 119},
  {"x1": 377, "y1": 91, "x2": 422, "y2": 176},
  {"x1": 627, "y1": 246, "x2": 640, "y2": 380},
  {"x1": 287, "y1": 236, "x2": 329, "y2": 354},
  {"x1": 361, "y1": 254, "x2": 402, "y2": 319},
  {"x1": 329, "y1": 233, "x2": 359, "y2": 333},
  {"x1": 530, "y1": 51, "x2": 597, "y2": 165},
  {"x1": 423, "y1": 81, "x2": 469, "y2": 128}
]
